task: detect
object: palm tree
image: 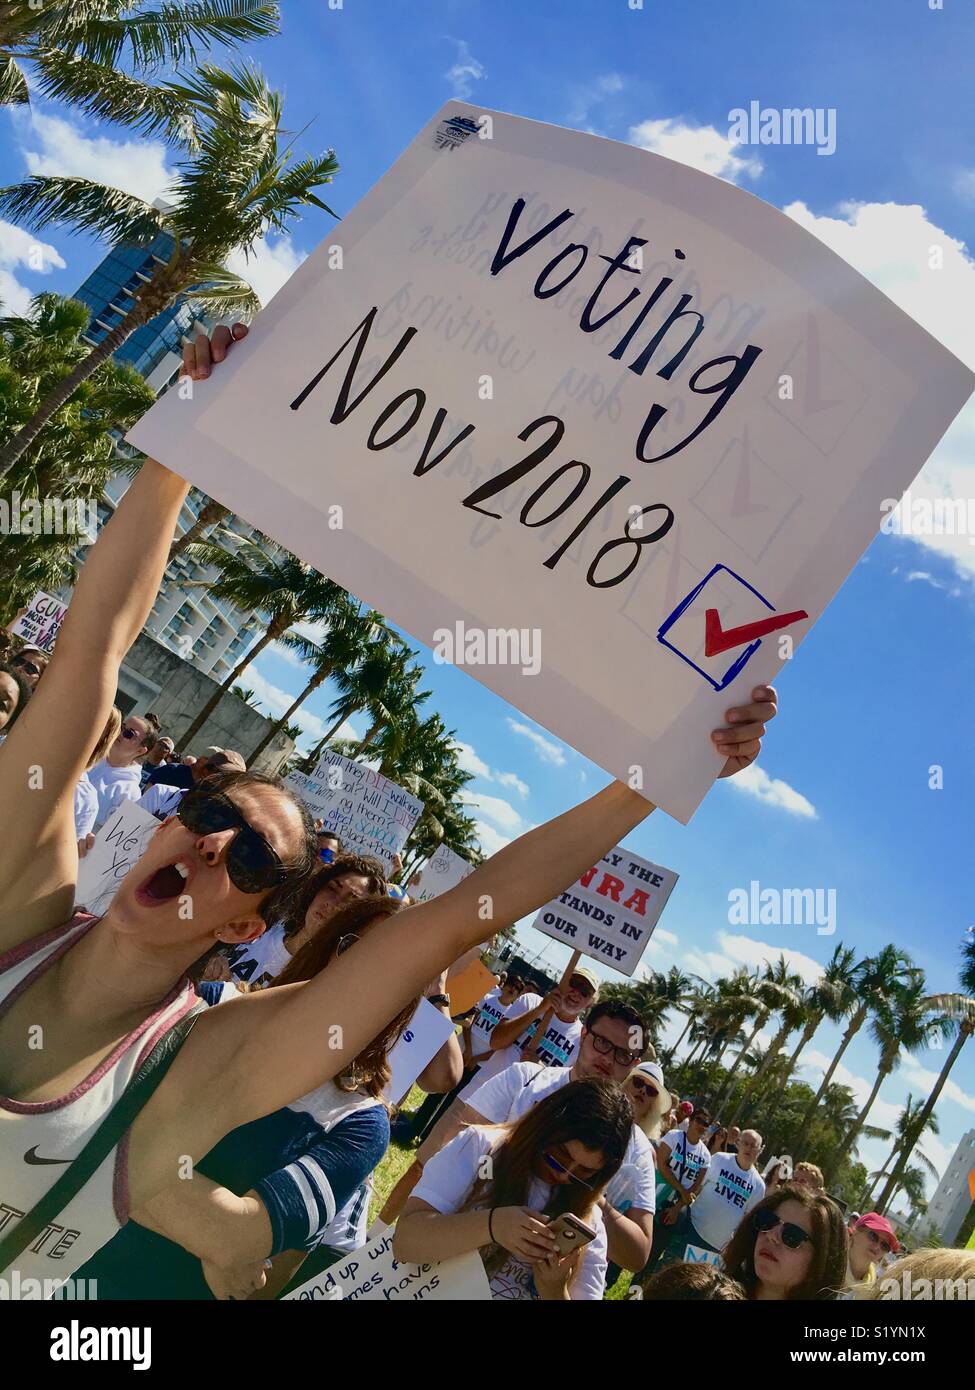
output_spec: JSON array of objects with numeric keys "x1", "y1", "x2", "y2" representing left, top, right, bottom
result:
[
  {"x1": 708, "y1": 969, "x2": 764, "y2": 1070},
  {"x1": 176, "y1": 538, "x2": 345, "y2": 747},
  {"x1": 246, "y1": 600, "x2": 384, "y2": 764},
  {"x1": 792, "y1": 945, "x2": 915, "y2": 1153},
  {"x1": 775, "y1": 946, "x2": 859, "y2": 1096},
  {"x1": 169, "y1": 497, "x2": 231, "y2": 560},
  {"x1": 713, "y1": 958, "x2": 798, "y2": 1113},
  {"x1": 865, "y1": 1095, "x2": 940, "y2": 1205},
  {"x1": 0, "y1": 61, "x2": 337, "y2": 475},
  {"x1": 825, "y1": 974, "x2": 939, "y2": 1185},
  {"x1": 876, "y1": 934, "x2": 975, "y2": 1213},
  {"x1": 231, "y1": 684, "x2": 259, "y2": 707},
  {"x1": 728, "y1": 967, "x2": 806, "y2": 1127},
  {"x1": 1, "y1": 1, "x2": 279, "y2": 127},
  {"x1": 301, "y1": 641, "x2": 416, "y2": 770}
]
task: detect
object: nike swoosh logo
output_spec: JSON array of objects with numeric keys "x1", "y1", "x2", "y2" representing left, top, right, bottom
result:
[{"x1": 24, "y1": 1146, "x2": 71, "y2": 1166}]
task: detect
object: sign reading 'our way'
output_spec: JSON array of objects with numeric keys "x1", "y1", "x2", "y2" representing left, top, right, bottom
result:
[
  {"x1": 532, "y1": 846, "x2": 678, "y2": 977},
  {"x1": 129, "y1": 102, "x2": 974, "y2": 821}
]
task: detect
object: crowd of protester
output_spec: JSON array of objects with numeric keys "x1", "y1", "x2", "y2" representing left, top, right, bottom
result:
[{"x1": 0, "y1": 324, "x2": 965, "y2": 1307}]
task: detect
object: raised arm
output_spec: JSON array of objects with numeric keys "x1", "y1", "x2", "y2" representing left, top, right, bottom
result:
[{"x1": 0, "y1": 325, "x2": 247, "y2": 951}]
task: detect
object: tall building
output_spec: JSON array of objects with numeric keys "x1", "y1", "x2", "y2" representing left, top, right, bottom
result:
[
  {"x1": 926, "y1": 1129, "x2": 975, "y2": 1245},
  {"x1": 67, "y1": 226, "x2": 285, "y2": 687}
]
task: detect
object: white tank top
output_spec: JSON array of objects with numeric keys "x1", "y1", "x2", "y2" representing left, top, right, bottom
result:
[{"x1": 0, "y1": 914, "x2": 196, "y2": 1282}]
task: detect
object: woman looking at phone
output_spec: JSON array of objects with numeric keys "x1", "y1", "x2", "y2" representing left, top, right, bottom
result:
[{"x1": 393, "y1": 1078, "x2": 631, "y2": 1300}]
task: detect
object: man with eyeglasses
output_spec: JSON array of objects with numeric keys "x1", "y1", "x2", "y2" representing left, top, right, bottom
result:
[
  {"x1": 655, "y1": 1127, "x2": 766, "y2": 1269},
  {"x1": 88, "y1": 711, "x2": 160, "y2": 829},
  {"x1": 414, "y1": 1000, "x2": 661, "y2": 1272}
]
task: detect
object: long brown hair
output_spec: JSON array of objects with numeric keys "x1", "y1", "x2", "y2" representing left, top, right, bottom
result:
[
  {"x1": 269, "y1": 894, "x2": 420, "y2": 1102},
  {"x1": 464, "y1": 1078, "x2": 631, "y2": 1275},
  {"x1": 722, "y1": 1182, "x2": 849, "y2": 1300},
  {"x1": 281, "y1": 853, "x2": 387, "y2": 938}
]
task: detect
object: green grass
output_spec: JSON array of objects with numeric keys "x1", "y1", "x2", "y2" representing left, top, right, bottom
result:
[{"x1": 372, "y1": 1090, "x2": 635, "y2": 1299}]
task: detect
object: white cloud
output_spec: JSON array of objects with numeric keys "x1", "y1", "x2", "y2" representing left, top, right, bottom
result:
[
  {"x1": 681, "y1": 947, "x2": 736, "y2": 982},
  {"x1": 15, "y1": 109, "x2": 173, "y2": 203},
  {"x1": 454, "y1": 740, "x2": 529, "y2": 797},
  {"x1": 444, "y1": 39, "x2": 486, "y2": 100},
  {"x1": 473, "y1": 820, "x2": 512, "y2": 856},
  {"x1": 0, "y1": 217, "x2": 64, "y2": 314},
  {"x1": 900, "y1": 1052, "x2": 975, "y2": 1114},
  {"x1": 725, "y1": 763, "x2": 818, "y2": 819},
  {"x1": 226, "y1": 234, "x2": 305, "y2": 308},
  {"x1": 459, "y1": 788, "x2": 527, "y2": 834},
  {"x1": 953, "y1": 169, "x2": 975, "y2": 204},
  {"x1": 717, "y1": 931, "x2": 826, "y2": 987},
  {"x1": 783, "y1": 198, "x2": 975, "y2": 582},
  {"x1": 568, "y1": 72, "x2": 626, "y2": 126},
  {"x1": 506, "y1": 718, "x2": 567, "y2": 766},
  {"x1": 629, "y1": 117, "x2": 763, "y2": 184},
  {"x1": 245, "y1": 666, "x2": 359, "y2": 753}
]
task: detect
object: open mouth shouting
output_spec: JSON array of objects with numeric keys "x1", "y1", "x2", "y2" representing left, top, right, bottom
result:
[{"x1": 135, "y1": 858, "x2": 193, "y2": 907}]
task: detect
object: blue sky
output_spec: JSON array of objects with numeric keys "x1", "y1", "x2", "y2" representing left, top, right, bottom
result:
[{"x1": 2, "y1": 0, "x2": 973, "y2": 1204}]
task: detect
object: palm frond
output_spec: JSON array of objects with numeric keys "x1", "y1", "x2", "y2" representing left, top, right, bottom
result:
[
  {"x1": 0, "y1": 176, "x2": 165, "y2": 244},
  {"x1": 30, "y1": 49, "x2": 203, "y2": 145},
  {"x1": 0, "y1": 55, "x2": 29, "y2": 105},
  {"x1": 43, "y1": 2, "x2": 281, "y2": 72}
]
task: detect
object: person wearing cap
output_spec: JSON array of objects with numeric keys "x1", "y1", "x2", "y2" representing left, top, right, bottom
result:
[
  {"x1": 140, "y1": 733, "x2": 176, "y2": 788},
  {"x1": 138, "y1": 748, "x2": 246, "y2": 820},
  {"x1": 845, "y1": 1212, "x2": 900, "y2": 1292},
  {"x1": 385, "y1": 999, "x2": 661, "y2": 1273}
]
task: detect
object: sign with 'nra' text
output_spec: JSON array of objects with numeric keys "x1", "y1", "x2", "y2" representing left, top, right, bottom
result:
[
  {"x1": 532, "y1": 846, "x2": 679, "y2": 977},
  {"x1": 128, "y1": 102, "x2": 974, "y2": 820}
]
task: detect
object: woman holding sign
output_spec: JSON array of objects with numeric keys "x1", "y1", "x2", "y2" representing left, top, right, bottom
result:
[{"x1": 0, "y1": 323, "x2": 778, "y2": 1287}]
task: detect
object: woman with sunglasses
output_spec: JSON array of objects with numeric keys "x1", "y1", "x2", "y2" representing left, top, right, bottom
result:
[
  {"x1": 72, "y1": 896, "x2": 416, "y2": 1299},
  {"x1": 87, "y1": 710, "x2": 160, "y2": 829},
  {"x1": 722, "y1": 1184, "x2": 848, "y2": 1300},
  {"x1": 395, "y1": 1078, "x2": 631, "y2": 1300},
  {"x1": 0, "y1": 322, "x2": 779, "y2": 1287}
]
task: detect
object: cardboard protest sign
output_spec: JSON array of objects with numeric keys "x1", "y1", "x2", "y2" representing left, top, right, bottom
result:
[
  {"x1": 128, "y1": 101, "x2": 975, "y2": 821},
  {"x1": 11, "y1": 591, "x2": 68, "y2": 652},
  {"x1": 409, "y1": 843, "x2": 474, "y2": 902},
  {"x1": 385, "y1": 998, "x2": 457, "y2": 1104},
  {"x1": 284, "y1": 750, "x2": 423, "y2": 871},
  {"x1": 283, "y1": 1225, "x2": 490, "y2": 1302},
  {"x1": 531, "y1": 846, "x2": 678, "y2": 977},
  {"x1": 75, "y1": 801, "x2": 159, "y2": 917},
  {"x1": 447, "y1": 957, "x2": 498, "y2": 1014}
]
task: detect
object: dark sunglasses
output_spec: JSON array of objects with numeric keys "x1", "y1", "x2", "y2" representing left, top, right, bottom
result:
[
  {"x1": 176, "y1": 789, "x2": 288, "y2": 894},
  {"x1": 588, "y1": 1029, "x2": 642, "y2": 1067},
  {"x1": 568, "y1": 974, "x2": 595, "y2": 998},
  {"x1": 542, "y1": 1150, "x2": 595, "y2": 1190},
  {"x1": 631, "y1": 1078, "x2": 660, "y2": 1100},
  {"x1": 753, "y1": 1207, "x2": 815, "y2": 1251},
  {"x1": 335, "y1": 933, "x2": 359, "y2": 956},
  {"x1": 14, "y1": 658, "x2": 42, "y2": 676},
  {"x1": 120, "y1": 725, "x2": 142, "y2": 741}
]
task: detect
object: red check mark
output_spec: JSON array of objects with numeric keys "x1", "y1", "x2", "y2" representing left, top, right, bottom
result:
[{"x1": 705, "y1": 607, "x2": 809, "y2": 658}]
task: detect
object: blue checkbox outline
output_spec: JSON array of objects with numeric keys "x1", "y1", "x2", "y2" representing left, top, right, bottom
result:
[{"x1": 657, "y1": 563, "x2": 775, "y2": 692}]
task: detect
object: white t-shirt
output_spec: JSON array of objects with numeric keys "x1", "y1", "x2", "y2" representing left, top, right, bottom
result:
[
  {"x1": 226, "y1": 923, "x2": 291, "y2": 986},
  {"x1": 74, "y1": 772, "x2": 98, "y2": 840},
  {"x1": 467, "y1": 1062, "x2": 656, "y2": 1214},
  {"x1": 413, "y1": 1125, "x2": 608, "y2": 1300},
  {"x1": 659, "y1": 1127, "x2": 711, "y2": 1193},
  {"x1": 468, "y1": 987, "x2": 508, "y2": 1058},
  {"x1": 87, "y1": 758, "x2": 142, "y2": 830},
  {"x1": 138, "y1": 782, "x2": 184, "y2": 820},
  {"x1": 458, "y1": 993, "x2": 582, "y2": 1101},
  {"x1": 689, "y1": 1152, "x2": 765, "y2": 1250}
]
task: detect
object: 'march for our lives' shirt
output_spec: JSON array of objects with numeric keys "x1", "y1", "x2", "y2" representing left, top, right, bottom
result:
[
  {"x1": 458, "y1": 993, "x2": 582, "y2": 1103},
  {"x1": 688, "y1": 1152, "x2": 765, "y2": 1251}
]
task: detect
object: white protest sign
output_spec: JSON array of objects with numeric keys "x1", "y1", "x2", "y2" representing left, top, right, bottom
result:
[
  {"x1": 75, "y1": 801, "x2": 160, "y2": 917},
  {"x1": 284, "y1": 750, "x2": 423, "y2": 871},
  {"x1": 532, "y1": 846, "x2": 678, "y2": 977},
  {"x1": 385, "y1": 997, "x2": 457, "y2": 1104},
  {"x1": 128, "y1": 102, "x2": 975, "y2": 822},
  {"x1": 409, "y1": 843, "x2": 474, "y2": 902},
  {"x1": 11, "y1": 591, "x2": 68, "y2": 652},
  {"x1": 283, "y1": 1225, "x2": 490, "y2": 1302}
]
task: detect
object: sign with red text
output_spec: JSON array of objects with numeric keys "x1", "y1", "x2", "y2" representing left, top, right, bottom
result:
[
  {"x1": 532, "y1": 845, "x2": 678, "y2": 977},
  {"x1": 285, "y1": 750, "x2": 423, "y2": 872},
  {"x1": 11, "y1": 590, "x2": 67, "y2": 652},
  {"x1": 128, "y1": 102, "x2": 974, "y2": 821}
]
